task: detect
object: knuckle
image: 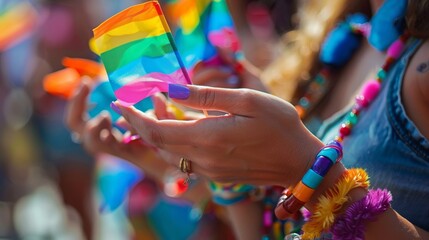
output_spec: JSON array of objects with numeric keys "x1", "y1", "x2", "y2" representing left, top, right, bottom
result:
[
  {"x1": 200, "y1": 128, "x2": 227, "y2": 147},
  {"x1": 149, "y1": 128, "x2": 165, "y2": 147},
  {"x1": 238, "y1": 90, "x2": 257, "y2": 110},
  {"x1": 198, "y1": 88, "x2": 216, "y2": 108}
]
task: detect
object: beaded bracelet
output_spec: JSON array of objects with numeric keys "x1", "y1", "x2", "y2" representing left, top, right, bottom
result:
[
  {"x1": 301, "y1": 168, "x2": 370, "y2": 239},
  {"x1": 331, "y1": 189, "x2": 392, "y2": 240},
  {"x1": 275, "y1": 141, "x2": 343, "y2": 220}
]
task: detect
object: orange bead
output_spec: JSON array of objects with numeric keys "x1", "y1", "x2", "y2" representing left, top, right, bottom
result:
[
  {"x1": 295, "y1": 105, "x2": 306, "y2": 119},
  {"x1": 335, "y1": 135, "x2": 344, "y2": 143},
  {"x1": 293, "y1": 181, "x2": 315, "y2": 203}
]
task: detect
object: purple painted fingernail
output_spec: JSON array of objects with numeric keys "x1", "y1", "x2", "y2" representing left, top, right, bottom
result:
[
  {"x1": 168, "y1": 84, "x2": 190, "y2": 99},
  {"x1": 110, "y1": 101, "x2": 122, "y2": 115}
]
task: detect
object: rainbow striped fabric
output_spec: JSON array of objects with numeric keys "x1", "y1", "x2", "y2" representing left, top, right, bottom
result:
[
  {"x1": 205, "y1": 0, "x2": 240, "y2": 53},
  {"x1": 0, "y1": 1, "x2": 38, "y2": 51},
  {"x1": 167, "y1": 0, "x2": 241, "y2": 70},
  {"x1": 93, "y1": 1, "x2": 191, "y2": 107}
]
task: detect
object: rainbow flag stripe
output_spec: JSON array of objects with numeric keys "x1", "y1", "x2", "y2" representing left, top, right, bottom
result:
[
  {"x1": 167, "y1": 0, "x2": 241, "y2": 71},
  {"x1": 93, "y1": 1, "x2": 191, "y2": 106},
  {"x1": 0, "y1": 1, "x2": 38, "y2": 50}
]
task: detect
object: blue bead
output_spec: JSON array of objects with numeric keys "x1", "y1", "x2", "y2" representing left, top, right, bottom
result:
[
  {"x1": 369, "y1": 0, "x2": 407, "y2": 50},
  {"x1": 346, "y1": 13, "x2": 368, "y2": 25},
  {"x1": 319, "y1": 23, "x2": 361, "y2": 66},
  {"x1": 315, "y1": 74, "x2": 325, "y2": 85},
  {"x1": 302, "y1": 169, "x2": 324, "y2": 189},
  {"x1": 317, "y1": 148, "x2": 340, "y2": 164},
  {"x1": 377, "y1": 69, "x2": 387, "y2": 80},
  {"x1": 311, "y1": 156, "x2": 333, "y2": 176},
  {"x1": 299, "y1": 97, "x2": 310, "y2": 109}
]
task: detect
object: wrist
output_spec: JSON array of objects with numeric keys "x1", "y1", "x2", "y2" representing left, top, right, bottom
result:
[
  {"x1": 275, "y1": 140, "x2": 342, "y2": 219},
  {"x1": 281, "y1": 125, "x2": 325, "y2": 187}
]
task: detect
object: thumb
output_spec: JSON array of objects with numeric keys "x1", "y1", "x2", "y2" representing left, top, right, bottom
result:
[{"x1": 168, "y1": 84, "x2": 258, "y2": 116}]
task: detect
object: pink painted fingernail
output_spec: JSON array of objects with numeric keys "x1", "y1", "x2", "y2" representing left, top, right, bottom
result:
[{"x1": 123, "y1": 134, "x2": 141, "y2": 144}]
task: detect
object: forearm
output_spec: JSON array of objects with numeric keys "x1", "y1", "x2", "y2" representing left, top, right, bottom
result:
[{"x1": 364, "y1": 204, "x2": 429, "y2": 239}]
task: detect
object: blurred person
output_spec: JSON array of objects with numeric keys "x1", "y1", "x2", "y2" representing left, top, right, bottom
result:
[
  {"x1": 0, "y1": 1, "x2": 47, "y2": 237},
  {"x1": 29, "y1": 0, "x2": 97, "y2": 238},
  {"x1": 226, "y1": 0, "x2": 297, "y2": 69}
]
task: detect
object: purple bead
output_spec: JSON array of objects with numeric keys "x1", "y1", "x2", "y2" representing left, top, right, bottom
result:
[
  {"x1": 311, "y1": 156, "x2": 334, "y2": 176},
  {"x1": 328, "y1": 140, "x2": 343, "y2": 149},
  {"x1": 263, "y1": 210, "x2": 272, "y2": 227}
]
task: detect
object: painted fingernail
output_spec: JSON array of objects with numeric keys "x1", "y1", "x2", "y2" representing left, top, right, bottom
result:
[
  {"x1": 110, "y1": 101, "x2": 122, "y2": 115},
  {"x1": 168, "y1": 84, "x2": 190, "y2": 99},
  {"x1": 123, "y1": 134, "x2": 141, "y2": 144}
]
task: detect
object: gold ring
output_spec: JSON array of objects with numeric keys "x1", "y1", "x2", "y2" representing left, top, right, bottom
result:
[
  {"x1": 179, "y1": 157, "x2": 192, "y2": 184},
  {"x1": 179, "y1": 157, "x2": 192, "y2": 174}
]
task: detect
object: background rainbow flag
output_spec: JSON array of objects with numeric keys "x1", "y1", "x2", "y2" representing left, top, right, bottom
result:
[
  {"x1": 0, "y1": 0, "x2": 38, "y2": 51},
  {"x1": 93, "y1": 1, "x2": 191, "y2": 107},
  {"x1": 167, "y1": 0, "x2": 241, "y2": 71}
]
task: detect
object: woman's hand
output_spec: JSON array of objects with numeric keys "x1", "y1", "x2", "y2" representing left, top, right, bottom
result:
[{"x1": 116, "y1": 85, "x2": 324, "y2": 187}]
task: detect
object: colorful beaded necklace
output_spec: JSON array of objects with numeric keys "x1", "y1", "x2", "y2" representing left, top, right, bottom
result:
[
  {"x1": 334, "y1": 32, "x2": 410, "y2": 142},
  {"x1": 294, "y1": 13, "x2": 369, "y2": 119}
]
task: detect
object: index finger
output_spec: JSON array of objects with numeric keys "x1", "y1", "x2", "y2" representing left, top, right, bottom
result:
[
  {"x1": 116, "y1": 103, "x2": 235, "y2": 147},
  {"x1": 64, "y1": 80, "x2": 90, "y2": 134}
]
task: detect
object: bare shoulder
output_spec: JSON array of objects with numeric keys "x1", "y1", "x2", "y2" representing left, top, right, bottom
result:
[
  {"x1": 402, "y1": 39, "x2": 429, "y2": 139},
  {"x1": 405, "y1": 39, "x2": 429, "y2": 101}
]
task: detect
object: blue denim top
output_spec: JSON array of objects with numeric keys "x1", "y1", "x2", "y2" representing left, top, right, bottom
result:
[{"x1": 317, "y1": 39, "x2": 429, "y2": 231}]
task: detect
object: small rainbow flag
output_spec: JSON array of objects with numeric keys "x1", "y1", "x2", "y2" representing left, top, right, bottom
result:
[
  {"x1": 93, "y1": 1, "x2": 191, "y2": 107},
  {"x1": 0, "y1": 1, "x2": 38, "y2": 51}
]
